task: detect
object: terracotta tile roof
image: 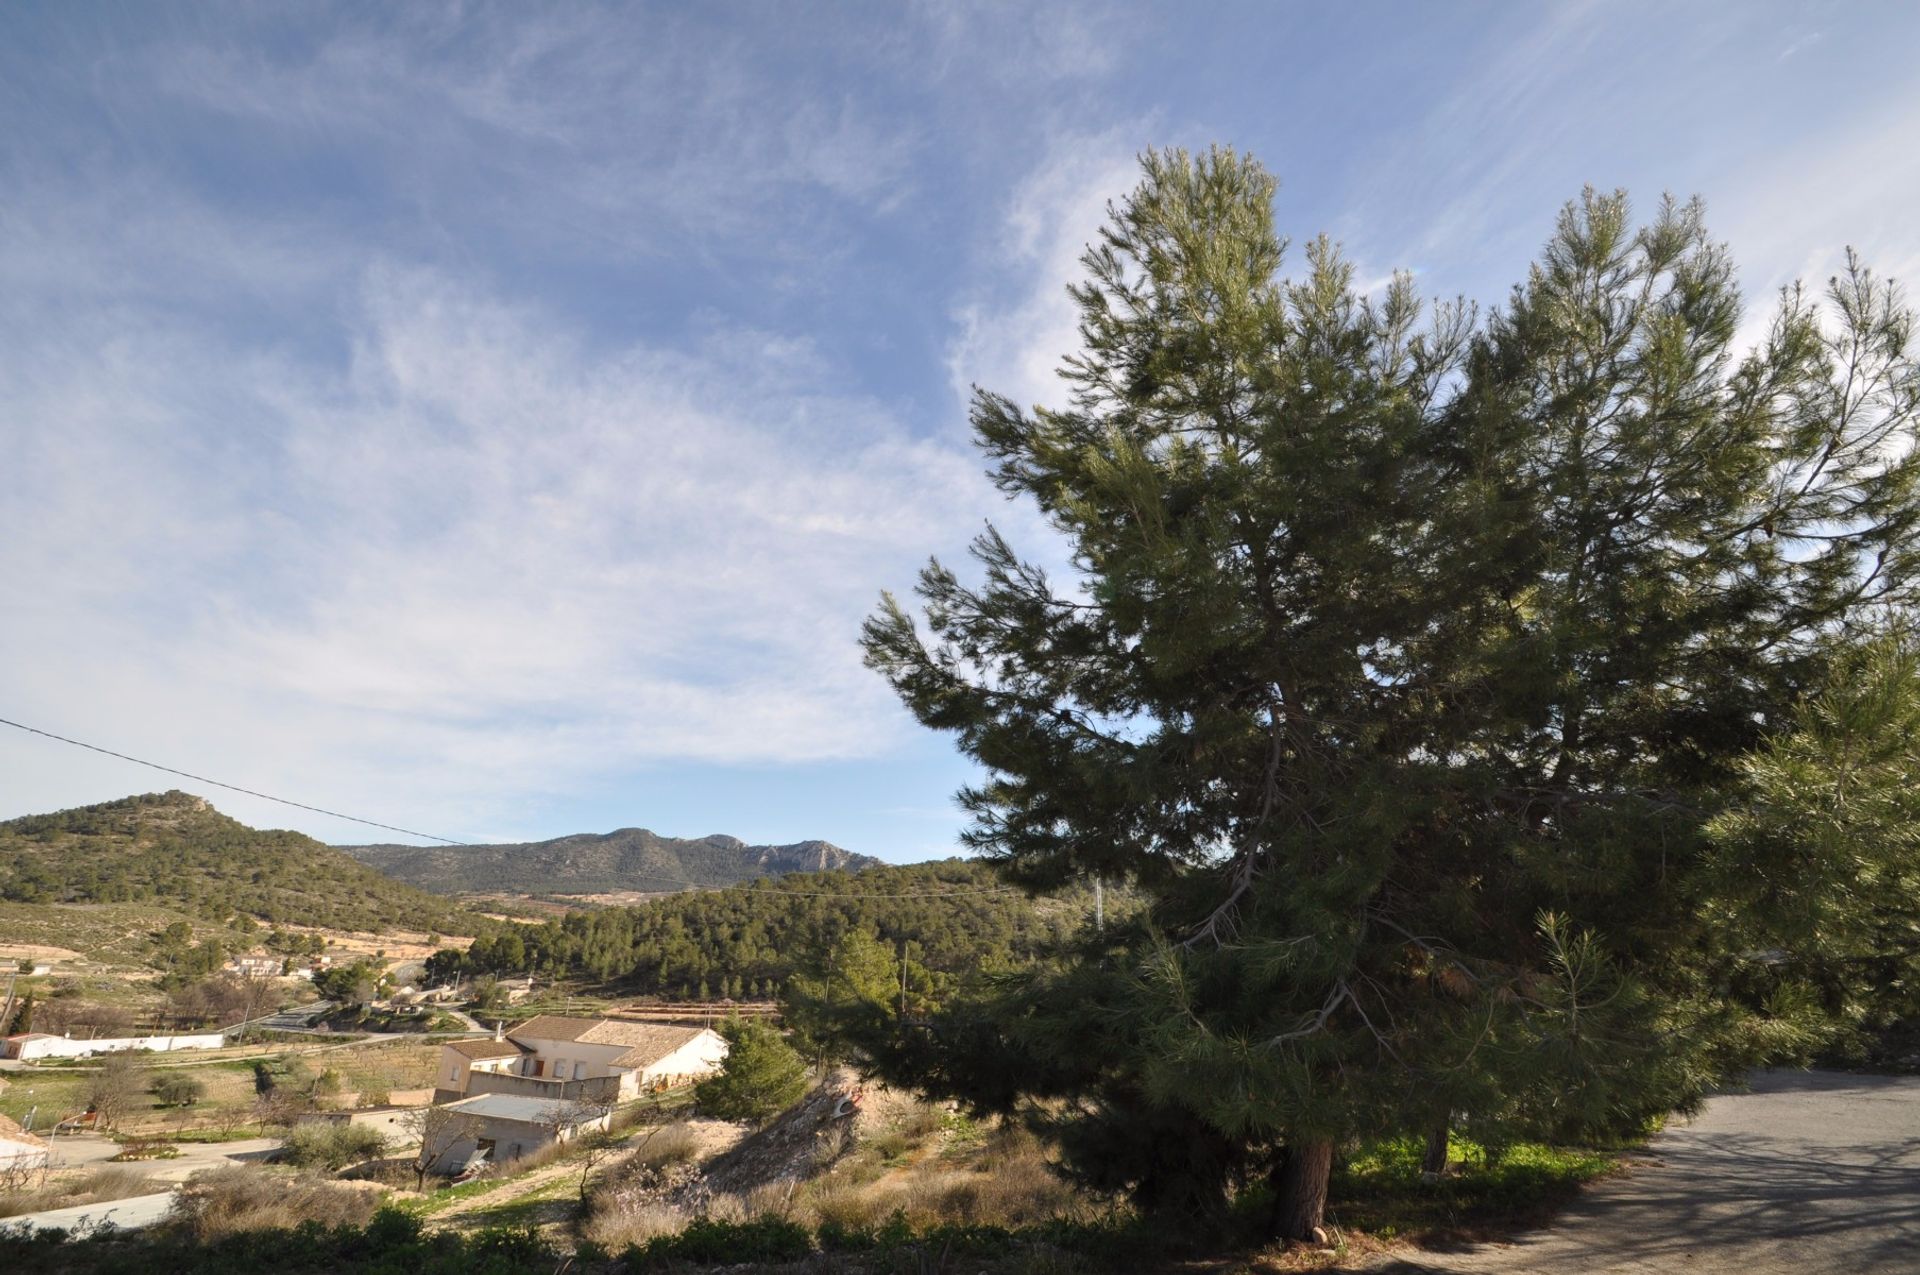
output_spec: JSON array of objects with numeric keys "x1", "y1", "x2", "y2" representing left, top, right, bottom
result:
[
  {"x1": 506, "y1": 1015, "x2": 603, "y2": 1043},
  {"x1": 509, "y1": 1016, "x2": 710, "y2": 1069},
  {"x1": 447, "y1": 1038, "x2": 528, "y2": 1061}
]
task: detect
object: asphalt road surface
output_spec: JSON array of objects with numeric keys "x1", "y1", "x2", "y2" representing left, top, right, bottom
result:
[
  {"x1": 43, "y1": 1132, "x2": 281, "y2": 1182},
  {"x1": 0, "y1": 1190, "x2": 177, "y2": 1236},
  {"x1": 1365, "y1": 1069, "x2": 1920, "y2": 1274}
]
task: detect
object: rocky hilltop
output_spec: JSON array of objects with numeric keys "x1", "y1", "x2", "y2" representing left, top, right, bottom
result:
[{"x1": 337, "y1": 826, "x2": 883, "y2": 897}]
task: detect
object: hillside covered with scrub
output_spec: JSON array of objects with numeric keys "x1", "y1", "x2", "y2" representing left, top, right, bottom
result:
[
  {"x1": 430, "y1": 860, "x2": 1111, "y2": 1000},
  {"x1": 339, "y1": 826, "x2": 885, "y2": 897},
  {"x1": 0, "y1": 791, "x2": 484, "y2": 936}
]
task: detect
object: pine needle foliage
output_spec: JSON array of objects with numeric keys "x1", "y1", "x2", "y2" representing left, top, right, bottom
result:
[
  {"x1": 695, "y1": 1017, "x2": 810, "y2": 1124},
  {"x1": 858, "y1": 147, "x2": 1920, "y2": 1235}
]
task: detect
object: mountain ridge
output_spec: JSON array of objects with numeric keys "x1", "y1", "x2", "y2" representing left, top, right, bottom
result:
[
  {"x1": 336, "y1": 825, "x2": 887, "y2": 896},
  {"x1": 0, "y1": 790, "x2": 481, "y2": 934}
]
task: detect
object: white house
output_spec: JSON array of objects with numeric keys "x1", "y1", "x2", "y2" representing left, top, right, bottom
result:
[
  {"x1": 435, "y1": 1016, "x2": 726, "y2": 1103},
  {"x1": 424, "y1": 1093, "x2": 612, "y2": 1174},
  {"x1": 2, "y1": 1031, "x2": 225, "y2": 1061},
  {"x1": 440, "y1": 1036, "x2": 529, "y2": 1098}
]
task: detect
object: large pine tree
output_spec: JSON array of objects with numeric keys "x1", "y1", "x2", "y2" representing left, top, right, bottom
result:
[{"x1": 861, "y1": 148, "x2": 1920, "y2": 1239}]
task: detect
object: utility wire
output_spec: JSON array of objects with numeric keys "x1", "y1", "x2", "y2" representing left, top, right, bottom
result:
[
  {"x1": 611, "y1": 868, "x2": 1022, "y2": 899},
  {"x1": 0, "y1": 714, "x2": 1022, "y2": 900},
  {"x1": 0, "y1": 714, "x2": 466, "y2": 844}
]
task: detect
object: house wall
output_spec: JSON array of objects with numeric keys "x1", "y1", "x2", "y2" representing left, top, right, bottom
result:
[
  {"x1": 503, "y1": 1033, "x2": 631, "y2": 1082},
  {"x1": 4, "y1": 1033, "x2": 224, "y2": 1061},
  {"x1": 439, "y1": 1047, "x2": 520, "y2": 1095},
  {"x1": 637, "y1": 1030, "x2": 728, "y2": 1088},
  {"x1": 426, "y1": 1108, "x2": 611, "y2": 1174},
  {"x1": 462, "y1": 1069, "x2": 622, "y2": 1104},
  {"x1": 295, "y1": 1105, "x2": 429, "y2": 1147},
  {"x1": 0, "y1": 1135, "x2": 50, "y2": 1171}
]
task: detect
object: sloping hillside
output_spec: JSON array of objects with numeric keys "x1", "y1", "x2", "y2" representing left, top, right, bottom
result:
[
  {"x1": 337, "y1": 827, "x2": 884, "y2": 896},
  {"x1": 0, "y1": 791, "x2": 481, "y2": 935}
]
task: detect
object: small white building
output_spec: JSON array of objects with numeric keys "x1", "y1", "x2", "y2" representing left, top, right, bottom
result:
[
  {"x1": 436, "y1": 1016, "x2": 727, "y2": 1103},
  {"x1": 2, "y1": 1031, "x2": 225, "y2": 1061},
  {"x1": 0, "y1": 1113, "x2": 50, "y2": 1173},
  {"x1": 425, "y1": 1093, "x2": 612, "y2": 1173}
]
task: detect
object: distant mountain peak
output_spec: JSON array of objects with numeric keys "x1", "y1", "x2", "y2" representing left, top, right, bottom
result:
[
  {"x1": 0, "y1": 791, "x2": 479, "y2": 934},
  {"x1": 336, "y1": 824, "x2": 883, "y2": 898}
]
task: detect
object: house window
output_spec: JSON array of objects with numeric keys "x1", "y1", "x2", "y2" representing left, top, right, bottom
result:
[
  {"x1": 554, "y1": 1057, "x2": 566, "y2": 1079},
  {"x1": 573, "y1": 1061, "x2": 586, "y2": 1080}
]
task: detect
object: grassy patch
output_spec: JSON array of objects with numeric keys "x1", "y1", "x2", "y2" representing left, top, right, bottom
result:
[
  {"x1": 1322, "y1": 1134, "x2": 1622, "y2": 1244},
  {"x1": 400, "y1": 1174, "x2": 506, "y2": 1216},
  {"x1": 137, "y1": 1125, "x2": 268, "y2": 1144},
  {"x1": 0, "y1": 1072, "x2": 89, "y2": 1126},
  {"x1": 463, "y1": 1176, "x2": 576, "y2": 1228}
]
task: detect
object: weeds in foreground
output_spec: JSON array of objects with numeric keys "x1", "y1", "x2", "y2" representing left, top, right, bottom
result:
[
  {"x1": 166, "y1": 1166, "x2": 382, "y2": 1239},
  {"x1": 0, "y1": 1168, "x2": 165, "y2": 1220}
]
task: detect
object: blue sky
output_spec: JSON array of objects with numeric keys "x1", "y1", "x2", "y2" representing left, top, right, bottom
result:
[{"x1": 3, "y1": 2, "x2": 1918, "y2": 859}]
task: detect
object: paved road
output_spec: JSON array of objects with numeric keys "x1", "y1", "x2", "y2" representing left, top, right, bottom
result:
[
  {"x1": 0, "y1": 1190, "x2": 177, "y2": 1235},
  {"x1": 251, "y1": 1000, "x2": 336, "y2": 1032},
  {"x1": 44, "y1": 1133, "x2": 281, "y2": 1182},
  {"x1": 1365, "y1": 1070, "x2": 1920, "y2": 1274}
]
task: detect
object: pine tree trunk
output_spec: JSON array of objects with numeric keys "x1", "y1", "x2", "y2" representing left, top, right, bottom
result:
[
  {"x1": 1273, "y1": 1140, "x2": 1334, "y2": 1242},
  {"x1": 1421, "y1": 1117, "x2": 1450, "y2": 1176}
]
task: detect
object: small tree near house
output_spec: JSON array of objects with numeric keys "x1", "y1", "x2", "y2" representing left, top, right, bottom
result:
[
  {"x1": 536, "y1": 1100, "x2": 618, "y2": 1202},
  {"x1": 83, "y1": 1053, "x2": 146, "y2": 1133},
  {"x1": 401, "y1": 1104, "x2": 484, "y2": 1190},
  {"x1": 694, "y1": 1018, "x2": 808, "y2": 1124}
]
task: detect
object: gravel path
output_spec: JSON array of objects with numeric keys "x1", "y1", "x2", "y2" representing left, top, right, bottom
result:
[{"x1": 1364, "y1": 1070, "x2": 1920, "y2": 1274}]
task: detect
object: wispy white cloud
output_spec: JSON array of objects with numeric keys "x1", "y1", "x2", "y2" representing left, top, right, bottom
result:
[
  {"x1": 0, "y1": 227, "x2": 1001, "y2": 838},
  {"x1": 6, "y1": 0, "x2": 1918, "y2": 854},
  {"x1": 945, "y1": 128, "x2": 1148, "y2": 414}
]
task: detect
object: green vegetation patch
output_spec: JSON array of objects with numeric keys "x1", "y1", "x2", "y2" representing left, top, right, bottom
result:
[
  {"x1": 1323, "y1": 1135, "x2": 1622, "y2": 1242},
  {"x1": 0, "y1": 791, "x2": 483, "y2": 939}
]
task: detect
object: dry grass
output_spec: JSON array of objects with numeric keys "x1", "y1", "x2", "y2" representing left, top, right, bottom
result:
[
  {"x1": 584, "y1": 1095, "x2": 1092, "y2": 1252},
  {"x1": 581, "y1": 1198, "x2": 689, "y2": 1250},
  {"x1": 168, "y1": 1166, "x2": 383, "y2": 1239},
  {"x1": 627, "y1": 1120, "x2": 701, "y2": 1168},
  {"x1": 0, "y1": 1167, "x2": 166, "y2": 1219},
  {"x1": 788, "y1": 1139, "x2": 1081, "y2": 1231}
]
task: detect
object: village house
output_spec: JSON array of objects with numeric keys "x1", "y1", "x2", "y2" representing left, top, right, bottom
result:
[
  {"x1": 424, "y1": 1093, "x2": 612, "y2": 1174},
  {"x1": 224, "y1": 954, "x2": 283, "y2": 979},
  {"x1": 295, "y1": 1097, "x2": 434, "y2": 1142},
  {"x1": 435, "y1": 1015, "x2": 726, "y2": 1104}
]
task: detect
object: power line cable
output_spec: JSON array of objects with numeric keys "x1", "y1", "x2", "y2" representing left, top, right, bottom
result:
[
  {"x1": 0, "y1": 714, "x2": 466, "y2": 844},
  {"x1": 0, "y1": 714, "x2": 1022, "y2": 900}
]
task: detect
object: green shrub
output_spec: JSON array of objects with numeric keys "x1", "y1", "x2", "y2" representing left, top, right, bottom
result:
[
  {"x1": 150, "y1": 1073, "x2": 205, "y2": 1108},
  {"x1": 280, "y1": 1122, "x2": 391, "y2": 1171},
  {"x1": 630, "y1": 1215, "x2": 813, "y2": 1266},
  {"x1": 110, "y1": 1138, "x2": 182, "y2": 1161},
  {"x1": 692, "y1": 1018, "x2": 808, "y2": 1124}
]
